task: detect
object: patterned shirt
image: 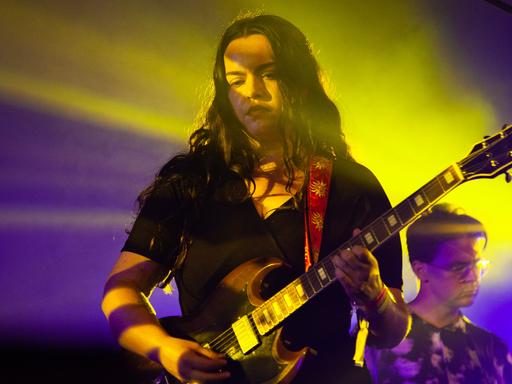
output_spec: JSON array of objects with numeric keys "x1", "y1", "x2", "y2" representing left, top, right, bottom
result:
[{"x1": 367, "y1": 313, "x2": 512, "y2": 384}]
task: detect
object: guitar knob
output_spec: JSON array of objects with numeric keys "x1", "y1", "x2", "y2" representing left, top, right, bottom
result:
[{"x1": 506, "y1": 171, "x2": 512, "y2": 183}]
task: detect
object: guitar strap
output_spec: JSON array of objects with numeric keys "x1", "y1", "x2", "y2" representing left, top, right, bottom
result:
[{"x1": 304, "y1": 155, "x2": 333, "y2": 271}]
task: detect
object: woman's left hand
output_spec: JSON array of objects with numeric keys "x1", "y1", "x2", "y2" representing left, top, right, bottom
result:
[{"x1": 332, "y1": 228, "x2": 384, "y2": 307}]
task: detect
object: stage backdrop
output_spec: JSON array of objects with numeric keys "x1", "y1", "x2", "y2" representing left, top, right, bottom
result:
[{"x1": 1, "y1": 0, "x2": 511, "y2": 381}]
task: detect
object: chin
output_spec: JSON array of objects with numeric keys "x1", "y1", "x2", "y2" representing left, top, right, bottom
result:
[
  {"x1": 245, "y1": 126, "x2": 272, "y2": 140},
  {"x1": 458, "y1": 299, "x2": 475, "y2": 308},
  {"x1": 457, "y1": 294, "x2": 478, "y2": 308}
]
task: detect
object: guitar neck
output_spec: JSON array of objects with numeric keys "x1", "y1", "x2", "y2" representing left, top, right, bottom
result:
[{"x1": 251, "y1": 163, "x2": 466, "y2": 335}]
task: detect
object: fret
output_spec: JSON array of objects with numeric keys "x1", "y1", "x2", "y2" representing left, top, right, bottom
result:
[
  {"x1": 395, "y1": 200, "x2": 415, "y2": 225},
  {"x1": 248, "y1": 313, "x2": 260, "y2": 336},
  {"x1": 254, "y1": 301, "x2": 284, "y2": 335},
  {"x1": 324, "y1": 258, "x2": 337, "y2": 280},
  {"x1": 275, "y1": 293, "x2": 289, "y2": 317},
  {"x1": 282, "y1": 287, "x2": 297, "y2": 311},
  {"x1": 410, "y1": 190, "x2": 428, "y2": 213},
  {"x1": 423, "y1": 177, "x2": 444, "y2": 202},
  {"x1": 256, "y1": 306, "x2": 268, "y2": 329},
  {"x1": 349, "y1": 236, "x2": 365, "y2": 249},
  {"x1": 253, "y1": 309, "x2": 267, "y2": 334},
  {"x1": 294, "y1": 280, "x2": 308, "y2": 302},
  {"x1": 300, "y1": 275, "x2": 315, "y2": 297},
  {"x1": 258, "y1": 306, "x2": 272, "y2": 332},
  {"x1": 383, "y1": 210, "x2": 401, "y2": 233},
  {"x1": 371, "y1": 218, "x2": 390, "y2": 243},
  {"x1": 439, "y1": 166, "x2": 461, "y2": 190},
  {"x1": 315, "y1": 264, "x2": 330, "y2": 285},
  {"x1": 286, "y1": 284, "x2": 302, "y2": 308},
  {"x1": 264, "y1": 304, "x2": 277, "y2": 325},
  {"x1": 308, "y1": 269, "x2": 322, "y2": 292},
  {"x1": 271, "y1": 299, "x2": 285, "y2": 322},
  {"x1": 361, "y1": 228, "x2": 379, "y2": 249}
]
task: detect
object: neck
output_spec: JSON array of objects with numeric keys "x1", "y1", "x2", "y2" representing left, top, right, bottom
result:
[
  {"x1": 409, "y1": 289, "x2": 461, "y2": 328},
  {"x1": 251, "y1": 140, "x2": 285, "y2": 172},
  {"x1": 255, "y1": 140, "x2": 283, "y2": 158}
]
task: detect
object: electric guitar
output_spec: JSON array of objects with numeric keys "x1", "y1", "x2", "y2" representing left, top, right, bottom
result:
[{"x1": 159, "y1": 124, "x2": 512, "y2": 383}]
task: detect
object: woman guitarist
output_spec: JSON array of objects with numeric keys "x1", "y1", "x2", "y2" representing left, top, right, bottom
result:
[{"x1": 101, "y1": 14, "x2": 410, "y2": 384}]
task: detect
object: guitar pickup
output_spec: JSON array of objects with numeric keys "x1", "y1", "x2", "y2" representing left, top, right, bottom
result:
[{"x1": 232, "y1": 315, "x2": 260, "y2": 354}]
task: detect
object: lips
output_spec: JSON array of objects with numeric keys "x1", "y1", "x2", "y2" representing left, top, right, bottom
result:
[
  {"x1": 246, "y1": 105, "x2": 272, "y2": 114},
  {"x1": 460, "y1": 286, "x2": 479, "y2": 297}
]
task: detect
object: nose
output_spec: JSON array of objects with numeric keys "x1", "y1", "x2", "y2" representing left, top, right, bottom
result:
[
  {"x1": 244, "y1": 75, "x2": 269, "y2": 100},
  {"x1": 463, "y1": 263, "x2": 480, "y2": 282},
  {"x1": 460, "y1": 261, "x2": 487, "y2": 283}
]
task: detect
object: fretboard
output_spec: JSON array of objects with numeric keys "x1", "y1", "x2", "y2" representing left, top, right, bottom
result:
[{"x1": 251, "y1": 163, "x2": 465, "y2": 335}]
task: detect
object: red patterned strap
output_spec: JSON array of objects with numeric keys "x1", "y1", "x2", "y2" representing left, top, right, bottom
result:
[{"x1": 304, "y1": 155, "x2": 333, "y2": 271}]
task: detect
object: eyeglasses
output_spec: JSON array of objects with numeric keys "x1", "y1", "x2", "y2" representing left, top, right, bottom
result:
[{"x1": 427, "y1": 259, "x2": 490, "y2": 279}]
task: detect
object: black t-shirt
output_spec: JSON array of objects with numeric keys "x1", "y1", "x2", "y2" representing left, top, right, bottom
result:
[{"x1": 122, "y1": 157, "x2": 402, "y2": 382}]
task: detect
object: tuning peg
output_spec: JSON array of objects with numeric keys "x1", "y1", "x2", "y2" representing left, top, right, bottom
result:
[{"x1": 506, "y1": 170, "x2": 512, "y2": 183}]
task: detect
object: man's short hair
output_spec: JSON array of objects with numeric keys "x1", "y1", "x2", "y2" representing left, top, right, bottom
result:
[{"x1": 406, "y1": 203, "x2": 487, "y2": 263}]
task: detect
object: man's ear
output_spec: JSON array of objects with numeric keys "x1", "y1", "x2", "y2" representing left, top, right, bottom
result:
[{"x1": 411, "y1": 260, "x2": 429, "y2": 282}]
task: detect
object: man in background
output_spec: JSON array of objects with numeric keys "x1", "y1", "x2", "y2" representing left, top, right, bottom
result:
[{"x1": 367, "y1": 204, "x2": 512, "y2": 383}]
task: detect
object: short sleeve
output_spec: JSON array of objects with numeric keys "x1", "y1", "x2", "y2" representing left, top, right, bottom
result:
[
  {"x1": 121, "y1": 191, "x2": 185, "y2": 269},
  {"x1": 328, "y1": 159, "x2": 403, "y2": 291},
  {"x1": 364, "y1": 176, "x2": 403, "y2": 290}
]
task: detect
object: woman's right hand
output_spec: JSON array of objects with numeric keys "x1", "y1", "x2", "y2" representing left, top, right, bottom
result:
[{"x1": 158, "y1": 336, "x2": 231, "y2": 383}]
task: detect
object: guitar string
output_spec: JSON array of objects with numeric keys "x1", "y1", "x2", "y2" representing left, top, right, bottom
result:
[
  {"x1": 188, "y1": 281, "x2": 311, "y2": 354},
  {"x1": 208, "y1": 296, "x2": 294, "y2": 353},
  {"x1": 209, "y1": 275, "x2": 335, "y2": 354},
  {"x1": 208, "y1": 314, "x2": 268, "y2": 353},
  {"x1": 205, "y1": 283, "x2": 283, "y2": 351},
  {"x1": 208, "y1": 313, "x2": 264, "y2": 352},
  {"x1": 207, "y1": 266, "x2": 337, "y2": 354},
  {"x1": 207, "y1": 275, "x2": 304, "y2": 351},
  {"x1": 208, "y1": 311, "x2": 275, "y2": 352},
  {"x1": 189, "y1": 248, "x2": 330, "y2": 353},
  {"x1": 207, "y1": 275, "x2": 325, "y2": 353},
  {"x1": 204, "y1": 281, "x2": 304, "y2": 353},
  {"x1": 208, "y1": 328, "x2": 239, "y2": 352},
  {"x1": 208, "y1": 260, "x2": 342, "y2": 353},
  {"x1": 210, "y1": 328, "x2": 240, "y2": 350},
  {"x1": 211, "y1": 332, "x2": 238, "y2": 354},
  {"x1": 205, "y1": 256, "x2": 336, "y2": 353},
  {"x1": 210, "y1": 316, "x2": 271, "y2": 354},
  {"x1": 210, "y1": 321, "x2": 269, "y2": 354}
]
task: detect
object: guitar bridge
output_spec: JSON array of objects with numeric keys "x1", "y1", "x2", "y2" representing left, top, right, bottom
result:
[{"x1": 232, "y1": 315, "x2": 260, "y2": 354}]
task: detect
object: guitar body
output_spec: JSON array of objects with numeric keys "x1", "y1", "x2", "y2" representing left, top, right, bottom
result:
[{"x1": 159, "y1": 257, "x2": 308, "y2": 384}]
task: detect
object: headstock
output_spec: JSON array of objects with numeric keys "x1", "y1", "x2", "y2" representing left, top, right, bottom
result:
[{"x1": 459, "y1": 124, "x2": 512, "y2": 182}]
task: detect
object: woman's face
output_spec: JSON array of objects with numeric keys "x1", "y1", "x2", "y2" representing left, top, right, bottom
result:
[{"x1": 224, "y1": 34, "x2": 283, "y2": 144}]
